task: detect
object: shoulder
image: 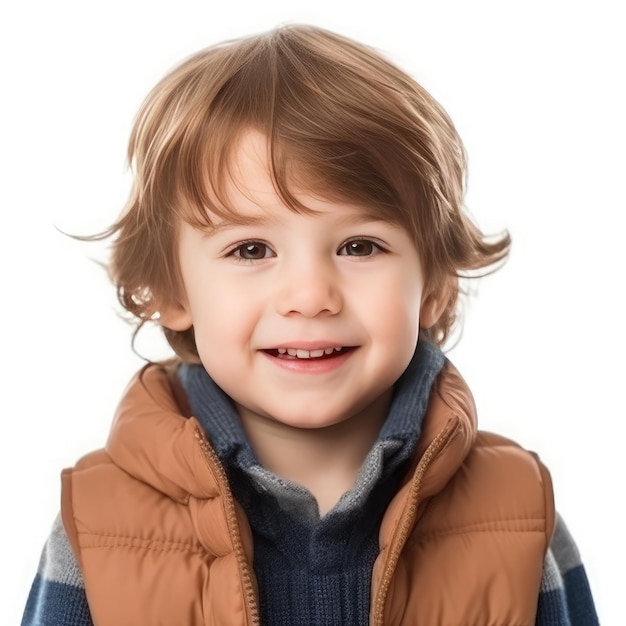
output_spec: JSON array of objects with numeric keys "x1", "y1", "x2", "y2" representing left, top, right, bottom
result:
[
  {"x1": 418, "y1": 361, "x2": 555, "y2": 544},
  {"x1": 413, "y1": 429, "x2": 556, "y2": 556},
  {"x1": 59, "y1": 362, "x2": 201, "y2": 555},
  {"x1": 471, "y1": 430, "x2": 554, "y2": 507},
  {"x1": 469, "y1": 431, "x2": 555, "y2": 540},
  {"x1": 472, "y1": 430, "x2": 555, "y2": 505}
]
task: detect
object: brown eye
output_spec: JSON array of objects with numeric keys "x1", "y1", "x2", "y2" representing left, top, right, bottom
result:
[
  {"x1": 339, "y1": 239, "x2": 380, "y2": 257},
  {"x1": 233, "y1": 241, "x2": 274, "y2": 260}
]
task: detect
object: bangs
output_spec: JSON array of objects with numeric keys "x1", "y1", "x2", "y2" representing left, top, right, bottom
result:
[
  {"x1": 168, "y1": 129, "x2": 404, "y2": 232},
  {"x1": 128, "y1": 25, "x2": 440, "y2": 236}
]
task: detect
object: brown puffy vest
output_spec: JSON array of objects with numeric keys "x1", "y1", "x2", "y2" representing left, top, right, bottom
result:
[{"x1": 62, "y1": 362, "x2": 554, "y2": 625}]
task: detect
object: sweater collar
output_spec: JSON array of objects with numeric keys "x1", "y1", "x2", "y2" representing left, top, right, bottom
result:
[{"x1": 177, "y1": 339, "x2": 446, "y2": 472}]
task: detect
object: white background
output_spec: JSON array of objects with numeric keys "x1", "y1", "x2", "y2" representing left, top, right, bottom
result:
[{"x1": 2, "y1": 0, "x2": 624, "y2": 623}]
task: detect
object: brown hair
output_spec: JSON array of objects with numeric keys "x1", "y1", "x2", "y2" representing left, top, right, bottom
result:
[{"x1": 104, "y1": 24, "x2": 510, "y2": 361}]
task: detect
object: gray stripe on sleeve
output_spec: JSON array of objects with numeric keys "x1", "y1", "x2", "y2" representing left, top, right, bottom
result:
[
  {"x1": 37, "y1": 514, "x2": 85, "y2": 588},
  {"x1": 550, "y1": 513, "x2": 583, "y2": 576},
  {"x1": 540, "y1": 547, "x2": 564, "y2": 592}
]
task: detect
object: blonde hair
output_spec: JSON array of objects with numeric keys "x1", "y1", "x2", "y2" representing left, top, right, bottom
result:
[{"x1": 104, "y1": 24, "x2": 510, "y2": 360}]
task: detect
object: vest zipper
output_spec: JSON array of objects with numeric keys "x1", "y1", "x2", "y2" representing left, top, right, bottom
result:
[
  {"x1": 371, "y1": 419, "x2": 459, "y2": 626},
  {"x1": 193, "y1": 426, "x2": 261, "y2": 626}
]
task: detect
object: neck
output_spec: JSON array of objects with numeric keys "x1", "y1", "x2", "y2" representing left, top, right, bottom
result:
[{"x1": 237, "y1": 390, "x2": 392, "y2": 515}]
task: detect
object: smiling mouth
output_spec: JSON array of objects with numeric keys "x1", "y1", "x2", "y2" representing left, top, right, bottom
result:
[{"x1": 263, "y1": 347, "x2": 355, "y2": 360}]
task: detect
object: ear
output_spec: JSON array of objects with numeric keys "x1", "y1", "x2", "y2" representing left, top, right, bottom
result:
[
  {"x1": 419, "y1": 286, "x2": 450, "y2": 330},
  {"x1": 158, "y1": 302, "x2": 193, "y2": 331}
]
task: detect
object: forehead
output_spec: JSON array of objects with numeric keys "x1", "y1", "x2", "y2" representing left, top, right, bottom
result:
[
  {"x1": 205, "y1": 129, "x2": 395, "y2": 228},
  {"x1": 225, "y1": 130, "x2": 288, "y2": 213}
]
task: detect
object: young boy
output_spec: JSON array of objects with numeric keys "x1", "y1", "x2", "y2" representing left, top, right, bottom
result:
[{"x1": 22, "y1": 25, "x2": 597, "y2": 626}]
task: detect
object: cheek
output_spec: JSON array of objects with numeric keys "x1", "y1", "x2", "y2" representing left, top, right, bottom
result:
[
  {"x1": 368, "y1": 273, "x2": 422, "y2": 338},
  {"x1": 187, "y1": 277, "x2": 261, "y2": 351}
]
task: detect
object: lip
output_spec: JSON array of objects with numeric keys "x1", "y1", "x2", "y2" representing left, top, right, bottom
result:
[{"x1": 259, "y1": 346, "x2": 357, "y2": 374}]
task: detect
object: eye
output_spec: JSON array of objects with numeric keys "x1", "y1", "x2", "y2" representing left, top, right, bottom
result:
[
  {"x1": 338, "y1": 239, "x2": 385, "y2": 257},
  {"x1": 230, "y1": 240, "x2": 275, "y2": 261}
]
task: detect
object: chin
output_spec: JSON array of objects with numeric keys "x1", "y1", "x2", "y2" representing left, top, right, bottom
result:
[{"x1": 260, "y1": 406, "x2": 355, "y2": 430}]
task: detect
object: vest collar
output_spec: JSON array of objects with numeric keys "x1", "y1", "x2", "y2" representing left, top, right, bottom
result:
[
  {"x1": 105, "y1": 365, "x2": 221, "y2": 503},
  {"x1": 104, "y1": 357, "x2": 477, "y2": 508}
]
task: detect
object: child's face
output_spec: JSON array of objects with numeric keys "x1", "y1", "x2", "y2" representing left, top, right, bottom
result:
[{"x1": 165, "y1": 131, "x2": 431, "y2": 430}]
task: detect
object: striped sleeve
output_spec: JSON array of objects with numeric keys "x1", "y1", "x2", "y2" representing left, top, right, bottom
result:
[
  {"x1": 21, "y1": 515, "x2": 93, "y2": 626},
  {"x1": 536, "y1": 514, "x2": 599, "y2": 626}
]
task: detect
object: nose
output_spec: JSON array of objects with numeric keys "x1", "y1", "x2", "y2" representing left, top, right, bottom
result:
[{"x1": 274, "y1": 257, "x2": 343, "y2": 318}]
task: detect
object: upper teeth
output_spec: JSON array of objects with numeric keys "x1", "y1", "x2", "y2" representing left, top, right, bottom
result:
[{"x1": 277, "y1": 347, "x2": 342, "y2": 358}]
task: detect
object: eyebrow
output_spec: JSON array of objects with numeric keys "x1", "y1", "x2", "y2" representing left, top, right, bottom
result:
[
  {"x1": 203, "y1": 211, "x2": 394, "y2": 235},
  {"x1": 203, "y1": 215, "x2": 271, "y2": 234}
]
